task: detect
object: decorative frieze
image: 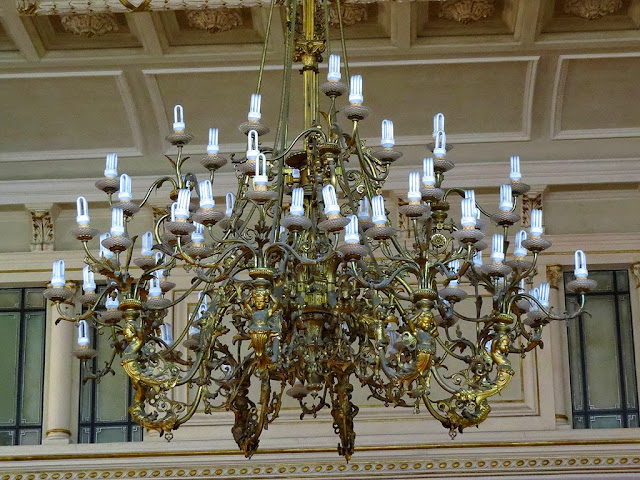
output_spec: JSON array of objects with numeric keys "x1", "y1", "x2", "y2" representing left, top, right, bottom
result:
[
  {"x1": 27, "y1": 207, "x2": 55, "y2": 251},
  {"x1": 438, "y1": 0, "x2": 495, "y2": 24},
  {"x1": 562, "y1": 0, "x2": 623, "y2": 19},
  {"x1": 186, "y1": 8, "x2": 243, "y2": 34},
  {"x1": 60, "y1": 13, "x2": 119, "y2": 38}
]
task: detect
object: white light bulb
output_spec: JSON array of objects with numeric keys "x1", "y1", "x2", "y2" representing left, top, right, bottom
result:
[
  {"x1": 349, "y1": 75, "x2": 363, "y2": 105},
  {"x1": 82, "y1": 265, "x2": 95, "y2": 293},
  {"x1": 207, "y1": 128, "x2": 219, "y2": 155},
  {"x1": 105, "y1": 290, "x2": 119, "y2": 310},
  {"x1": 408, "y1": 172, "x2": 421, "y2": 202},
  {"x1": 154, "y1": 252, "x2": 165, "y2": 278},
  {"x1": 173, "y1": 105, "x2": 185, "y2": 133},
  {"x1": 149, "y1": 277, "x2": 162, "y2": 298},
  {"x1": 77, "y1": 320, "x2": 90, "y2": 347},
  {"x1": 110, "y1": 208, "x2": 125, "y2": 236},
  {"x1": 291, "y1": 168, "x2": 300, "y2": 180},
  {"x1": 433, "y1": 130, "x2": 446, "y2": 157},
  {"x1": 328, "y1": 54, "x2": 341, "y2": 82},
  {"x1": 191, "y1": 222, "x2": 205, "y2": 244},
  {"x1": 530, "y1": 209, "x2": 543, "y2": 237},
  {"x1": 51, "y1": 259, "x2": 65, "y2": 287},
  {"x1": 574, "y1": 250, "x2": 588, "y2": 278},
  {"x1": 422, "y1": 158, "x2": 435, "y2": 186},
  {"x1": 225, "y1": 193, "x2": 235, "y2": 217},
  {"x1": 381, "y1": 119, "x2": 394, "y2": 148},
  {"x1": 499, "y1": 184, "x2": 513, "y2": 211},
  {"x1": 510, "y1": 155, "x2": 521, "y2": 182},
  {"x1": 472, "y1": 250, "x2": 483, "y2": 267},
  {"x1": 371, "y1": 195, "x2": 387, "y2": 225},
  {"x1": 461, "y1": 199, "x2": 476, "y2": 228},
  {"x1": 514, "y1": 230, "x2": 527, "y2": 258},
  {"x1": 160, "y1": 323, "x2": 173, "y2": 346},
  {"x1": 246, "y1": 130, "x2": 260, "y2": 161},
  {"x1": 254, "y1": 153, "x2": 268, "y2": 187},
  {"x1": 100, "y1": 233, "x2": 113, "y2": 259},
  {"x1": 358, "y1": 197, "x2": 370, "y2": 220},
  {"x1": 199, "y1": 180, "x2": 215, "y2": 210},
  {"x1": 174, "y1": 189, "x2": 191, "y2": 220},
  {"x1": 529, "y1": 288, "x2": 539, "y2": 311},
  {"x1": 248, "y1": 94, "x2": 262, "y2": 122},
  {"x1": 141, "y1": 231, "x2": 153, "y2": 257},
  {"x1": 104, "y1": 153, "x2": 118, "y2": 178},
  {"x1": 290, "y1": 187, "x2": 305, "y2": 216},
  {"x1": 322, "y1": 185, "x2": 340, "y2": 216},
  {"x1": 449, "y1": 260, "x2": 460, "y2": 286},
  {"x1": 539, "y1": 283, "x2": 550, "y2": 308},
  {"x1": 433, "y1": 113, "x2": 445, "y2": 140},
  {"x1": 344, "y1": 215, "x2": 360, "y2": 244},
  {"x1": 118, "y1": 174, "x2": 132, "y2": 202},
  {"x1": 491, "y1": 234, "x2": 505, "y2": 262},
  {"x1": 76, "y1": 196, "x2": 90, "y2": 226}
]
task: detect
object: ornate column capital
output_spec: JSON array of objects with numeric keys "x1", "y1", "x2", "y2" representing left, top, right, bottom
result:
[
  {"x1": 546, "y1": 264, "x2": 564, "y2": 290},
  {"x1": 25, "y1": 204, "x2": 57, "y2": 252},
  {"x1": 630, "y1": 262, "x2": 640, "y2": 289}
]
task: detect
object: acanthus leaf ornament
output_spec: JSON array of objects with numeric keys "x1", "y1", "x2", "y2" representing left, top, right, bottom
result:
[
  {"x1": 438, "y1": 0, "x2": 495, "y2": 24},
  {"x1": 562, "y1": 0, "x2": 623, "y2": 19},
  {"x1": 186, "y1": 8, "x2": 243, "y2": 34}
]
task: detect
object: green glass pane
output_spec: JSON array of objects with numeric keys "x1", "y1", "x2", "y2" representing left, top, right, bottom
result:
[
  {"x1": 616, "y1": 271, "x2": 629, "y2": 292},
  {"x1": 567, "y1": 313, "x2": 584, "y2": 411},
  {"x1": 582, "y1": 296, "x2": 622, "y2": 410},
  {"x1": 79, "y1": 375, "x2": 93, "y2": 423},
  {"x1": 95, "y1": 332, "x2": 129, "y2": 422},
  {"x1": 629, "y1": 414, "x2": 639, "y2": 428},
  {"x1": 0, "y1": 312, "x2": 20, "y2": 425},
  {"x1": 25, "y1": 289, "x2": 45, "y2": 309},
  {"x1": 19, "y1": 429, "x2": 40, "y2": 445},
  {"x1": 21, "y1": 312, "x2": 45, "y2": 425},
  {"x1": 585, "y1": 271, "x2": 614, "y2": 292},
  {"x1": 590, "y1": 415, "x2": 622, "y2": 429},
  {"x1": 573, "y1": 416, "x2": 586, "y2": 429},
  {"x1": 0, "y1": 430, "x2": 15, "y2": 446},
  {"x1": 0, "y1": 290, "x2": 20, "y2": 309},
  {"x1": 95, "y1": 426, "x2": 127, "y2": 443},
  {"x1": 618, "y1": 294, "x2": 638, "y2": 409},
  {"x1": 79, "y1": 427, "x2": 91, "y2": 444},
  {"x1": 131, "y1": 426, "x2": 143, "y2": 442}
]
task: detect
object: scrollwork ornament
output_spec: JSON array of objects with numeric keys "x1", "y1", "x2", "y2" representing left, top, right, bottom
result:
[
  {"x1": 60, "y1": 13, "x2": 119, "y2": 38},
  {"x1": 186, "y1": 8, "x2": 243, "y2": 34},
  {"x1": 438, "y1": 0, "x2": 495, "y2": 24},
  {"x1": 562, "y1": 0, "x2": 623, "y2": 19}
]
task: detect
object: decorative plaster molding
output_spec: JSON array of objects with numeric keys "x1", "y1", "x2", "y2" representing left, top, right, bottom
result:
[
  {"x1": 438, "y1": 0, "x2": 495, "y2": 24},
  {"x1": 186, "y1": 8, "x2": 243, "y2": 34},
  {"x1": 27, "y1": 207, "x2": 55, "y2": 251},
  {"x1": 521, "y1": 191, "x2": 542, "y2": 228},
  {"x1": 562, "y1": 0, "x2": 623, "y2": 19},
  {"x1": 60, "y1": 13, "x2": 119, "y2": 38},
  {"x1": 630, "y1": 262, "x2": 640, "y2": 289},
  {"x1": 546, "y1": 265, "x2": 563, "y2": 290},
  {"x1": 329, "y1": 2, "x2": 368, "y2": 27}
]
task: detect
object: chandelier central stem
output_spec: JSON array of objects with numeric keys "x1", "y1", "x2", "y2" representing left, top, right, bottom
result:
[{"x1": 299, "y1": 0, "x2": 324, "y2": 129}]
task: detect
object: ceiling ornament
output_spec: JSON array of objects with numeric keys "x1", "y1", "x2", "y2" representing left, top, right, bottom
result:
[
  {"x1": 329, "y1": 2, "x2": 368, "y2": 27},
  {"x1": 60, "y1": 13, "x2": 119, "y2": 37},
  {"x1": 562, "y1": 0, "x2": 623, "y2": 19},
  {"x1": 438, "y1": 0, "x2": 495, "y2": 24},
  {"x1": 44, "y1": 0, "x2": 597, "y2": 461},
  {"x1": 186, "y1": 8, "x2": 243, "y2": 33}
]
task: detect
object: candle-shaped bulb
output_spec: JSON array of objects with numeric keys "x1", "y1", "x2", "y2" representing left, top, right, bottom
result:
[
  {"x1": 371, "y1": 195, "x2": 387, "y2": 225},
  {"x1": 105, "y1": 290, "x2": 119, "y2": 310},
  {"x1": 433, "y1": 113, "x2": 445, "y2": 139},
  {"x1": 322, "y1": 185, "x2": 340, "y2": 216},
  {"x1": 207, "y1": 128, "x2": 219, "y2": 155},
  {"x1": 110, "y1": 208, "x2": 124, "y2": 236},
  {"x1": 539, "y1": 283, "x2": 550, "y2": 308},
  {"x1": 344, "y1": 215, "x2": 359, "y2": 244},
  {"x1": 473, "y1": 250, "x2": 483, "y2": 267},
  {"x1": 76, "y1": 196, "x2": 90, "y2": 226},
  {"x1": 349, "y1": 75, "x2": 363, "y2": 105},
  {"x1": 290, "y1": 187, "x2": 305, "y2": 216},
  {"x1": 99, "y1": 233, "x2": 113, "y2": 259},
  {"x1": 408, "y1": 172, "x2": 421, "y2": 202},
  {"x1": 160, "y1": 323, "x2": 173, "y2": 346},
  {"x1": 140, "y1": 231, "x2": 153, "y2": 256},
  {"x1": 225, "y1": 192, "x2": 235, "y2": 217},
  {"x1": 51, "y1": 259, "x2": 65, "y2": 287},
  {"x1": 198, "y1": 180, "x2": 214, "y2": 209},
  {"x1": 491, "y1": 234, "x2": 505, "y2": 262},
  {"x1": 381, "y1": 119, "x2": 394, "y2": 148},
  {"x1": 118, "y1": 174, "x2": 132, "y2": 202},
  {"x1": 246, "y1": 129, "x2": 260, "y2": 161},
  {"x1": 449, "y1": 259, "x2": 460, "y2": 286},
  {"x1": 173, "y1": 105, "x2": 185, "y2": 133},
  {"x1": 358, "y1": 197, "x2": 370, "y2": 220},
  {"x1": 499, "y1": 184, "x2": 513, "y2": 211},
  {"x1": 530, "y1": 209, "x2": 543, "y2": 237},
  {"x1": 77, "y1": 320, "x2": 90, "y2": 347},
  {"x1": 433, "y1": 130, "x2": 446, "y2": 157},
  {"x1": 248, "y1": 93, "x2": 262, "y2": 122},
  {"x1": 461, "y1": 198, "x2": 477, "y2": 228},
  {"x1": 254, "y1": 153, "x2": 268, "y2": 187},
  {"x1": 82, "y1": 265, "x2": 95, "y2": 293},
  {"x1": 574, "y1": 250, "x2": 588, "y2": 278},
  {"x1": 191, "y1": 222, "x2": 205, "y2": 244},
  {"x1": 104, "y1": 153, "x2": 118, "y2": 178},
  {"x1": 510, "y1": 155, "x2": 521, "y2": 182},
  {"x1": 328, "y1": 54, "x2": 341, "y2": 82},
  {"x1": 174, "y1": 189, "x2": 191, "y2": 220},
  {"x1": 422, "y1": 157, "x2": 435, "y2": 186},
  {"x1": 514, "y1": 230, "x2": 527, "y2": 258}
]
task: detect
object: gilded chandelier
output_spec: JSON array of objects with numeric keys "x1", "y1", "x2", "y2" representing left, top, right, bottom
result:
[{"x1": 44, "y1": 0, "x2": 597, "y2": 460}]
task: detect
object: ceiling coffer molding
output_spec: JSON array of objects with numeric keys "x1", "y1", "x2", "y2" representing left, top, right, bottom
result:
[
  {"x1": 329, "y1": 2, "x2": 368, "y2": 27},
  {"x1": 60, "y1": 13, "x2": 119, "y2": 37},
  {"x1": 438, "y1": 0, "x2": 495, "y2": 24},
  {"x1": 562, "y1": 0, "x2": 623, "y2": 19},
  {"x1": 186, "y1": 8, "x2": 243, "y2": 33}
]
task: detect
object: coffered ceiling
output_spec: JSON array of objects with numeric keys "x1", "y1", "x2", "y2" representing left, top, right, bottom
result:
[{"x1": 0, "y1": 0, "x2": 639, "y2": 192}]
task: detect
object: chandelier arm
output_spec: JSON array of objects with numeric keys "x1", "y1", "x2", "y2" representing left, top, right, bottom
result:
[
  {"x1": 269, "y1": 127, "x2": 328, "y2": 163},
  {"x1": 152, "y1": 213, "x2": 170, "y2": 248},
  {"x1": 349, "y1": 262, "x2": 418, "y2": 290},
  {"x1": 450, "y1": 308, "x2": 493, "y2": 324},
  {"x1": 132, "y1": 257, "x2": 176, "y2": 298},
  {"x1": 174, "y1": 384, "x2": 206, "y2": 427},
  {"x1": 81, "y1": 341, "x2": 119, "y2": 382},
  {"x1": 509, "y1": 292, "x2": 586, "y2": 322},
  {"x1": 435, "y1": 335, "x2": 473, "y2": 363},
  {"x1": 81, "y1": 240, "x2": 113, "y2": 275},
  {"x1": 442, "y1": 324, "x2": 476, "y2": 357},
  {"x1": 137, "y1": 176, "x2": 178, "y2": 210},
  {"x1": 422, "y1": 394, "x2": 450, "y2": 425},
  {"x1": 266, "y1": 241, "x2": 340, "y2": 265},
  {"x1": 429, "y1": 365, "x2": 461, "y2": 395}
]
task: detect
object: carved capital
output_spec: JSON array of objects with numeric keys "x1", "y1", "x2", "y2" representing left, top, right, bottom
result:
[
  {"x1": 546, "y1": 265, "x2": 564, "y2": 290},
  {"x1": 186, "y1": 8, "x2": 243, "y2": 34},
  {"x1": 60, "y1": 13, "x2": 119, "y2": 38},
  {"x1": 630, "y1": 263, "x2": 640, "y2": 289},
  {"x1": 521, "y1": 192, "x2": 543, "y2": 229},
  {"x1": 562, "y1": 0, "x2": 623, "y2": 19},
  {"x1": 438, "y1": 0, "x2": 495, "y2": 24},
  {"x1": 27, "y1": 206, "x2": 55, "y2": 252}
]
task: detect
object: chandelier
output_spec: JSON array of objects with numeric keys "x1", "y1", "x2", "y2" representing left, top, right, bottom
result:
[{"x1": 43, "y1": 0, "x2": 597, "y2": 461}]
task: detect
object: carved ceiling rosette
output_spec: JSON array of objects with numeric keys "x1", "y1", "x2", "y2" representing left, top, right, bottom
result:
[
  {"x1": 438, "y1": 0, "x2": 495, "y2": 24},
  {"x1": 186, "y1": 8, "x2": 243, "y2": 34},
  {"x1": 60, "y1": 13, "x2": 119, "y2": 38},
  {"x1": 329, "y1": 1, "x2": 368, "y2": 27},
  {"x1": 562, "y1": 0, "x2": 623, "y2": 19}
]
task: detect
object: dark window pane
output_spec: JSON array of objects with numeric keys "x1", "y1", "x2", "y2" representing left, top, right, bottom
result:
[
  {"x1": 0, "y1": 430, "x2": 15, "y2": 446},
  {"x1": 19, "y1": 429, "x2": 40, "y2": 445},
  {"x1": 95, "y1": 426, "x2": 127, "y2": 443},
  {"x1": 616, "y1": 271, "x2": 629, "y2": 291},
  {"x1": 25, "y1": 289, "x2": 45, "y2": 309},
  {"x1": 567, "y1": 317, "x2": 584, "y2": 411},
  {"x1": 585, "y1": 271, "x2": 614, "y2": 292},
  {"x1": 573, "y1": 416, "x2": 586, "y2": 429},
  {"x1": 618, "y1": 294, "x2": 637, "y2": 409},
  {"x1": 0, "y1": 290, "x2": 20, "y2": 309},
  {"x1": 0, "y1": 312, "x2": 20, "y2": 425},
  {"x1": 629, "y1": 414, "x2": 639, "y2": 428},
  {"x1": 590, "y1": 415, "x2": 623, "y2": 429},
  {"x1": 21, "y1": 312, "x2": 45, "y2": 425}
]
